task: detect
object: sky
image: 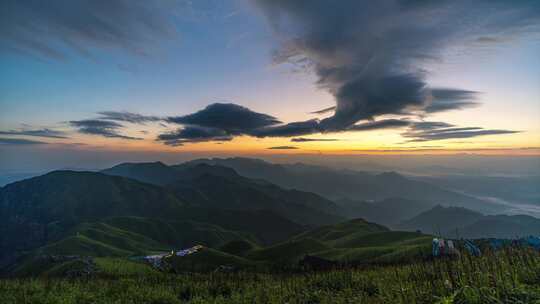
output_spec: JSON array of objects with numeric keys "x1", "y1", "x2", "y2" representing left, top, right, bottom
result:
[{"x1": 1, "y1": 0, "x2": 539, "y2": 172}]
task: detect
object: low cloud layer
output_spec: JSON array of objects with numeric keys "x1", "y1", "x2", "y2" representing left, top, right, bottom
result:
[
  {"x1": 0, "y1": 137, "x2": 47, "y2": 145},
  {"x1": 97, "y1": 111, "x2": 161, "y2": 124},
  {"x1": 0, "y1": 128, "x2": 68, "y2": 139},
  {"x1": 69, "y1": 119, "x2": 141, "y2": 140},
  {"x1": 157, "y1": 126, "x2": 233, "y2": 146},
  {"x1": 267, "y1": 146, "x2": 298, "y2": 150},
  {"x1": 402, "y1": 122, "x2": 520, "y2": 142},
  {"x1": 291, "y1": 138, "x2": 339, "y2": 142},
  {"x1": 348, "y1": 119, "x2": 410, "y2": 132}
]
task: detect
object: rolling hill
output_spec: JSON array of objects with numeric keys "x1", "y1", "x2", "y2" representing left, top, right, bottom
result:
[
  {"x1": 244, "y1": 219, "x2": 431, "y2": 266},
  {"x1": 0, "y1": 171, "x2": 306, "y2": 268}
]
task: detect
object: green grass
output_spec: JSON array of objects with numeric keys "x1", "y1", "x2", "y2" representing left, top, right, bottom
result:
[
  {"x1": 39, "y1": 235, "x2": 133, "y2": 257},
  {"x1": 219, "y1": 240, "x2": 258, "y2": 256},
  {"x1": 330, "y1": 231, "x2": 430, "y2": 248},
  {"x1": 167, "y1": 248, "x2": 258, "y2": 272},
  {"x1": 246, "y1": 238, "x2": 330, "y2": 264},
  {"x1": 293, "y1": 218, "x2": 389, "y2": 243},
  {"x1": 1, "y1": 248, "x2": 539, "y2": 304},
  {"x1": 94, "y1": 258, "x2": 159, "y2": 277}
]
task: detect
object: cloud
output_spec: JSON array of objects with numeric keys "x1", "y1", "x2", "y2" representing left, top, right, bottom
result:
[
  {"x1": 0, "y1": 128, "x2": 68, "y2": 138},
  {"x1": 267, "y1": 146, "x2": 298, "y2": 150},
  {"x1": 97, "y1": 111, "x2": 161, "y2": 124},
  {"x1": 0, "y1": 137, "x2": 47, "y2": 145},
  {"x1": 157, "y1": 126, "x2": 233, "y2": 146},
  {"x1": 69, "y1": 119, "x2": 142, "y2": 140},
  {"x1": 0, "y1": 0, "x2": 176, "y2": 60},
  {"x1": 405, "y1": 129, "x2": 520, "y2": 142},
  {"x1": 255, "y1": 0, "x2": 540, "y2": 130},
  {"x1": 157, "y1": 103, "x2": 418, "y2": 145},
  {"x1": 291, "y1": 138, "x2": 339, "y2": 142},
  {"x1": 167, "y1": 103, "x2": 281, "y2": 134},
  {"x1": 310, "y1": 106, "x2": 336, "y2": 115},
  {"x1": 409, "y1": 121, "x2": 455, "y2": 131},
  {"x1": 347, "y1": 119, "x2": 410, "y2": 131},
  {"x1": 251, "y1": 119, "x2": 320, "y2": 137},
  {"x1": 424, "y1": 89, "x2": 480, "y2": 113},
  {"x1": 402, "y1": 121, "x2": 519, "y2": 142}
]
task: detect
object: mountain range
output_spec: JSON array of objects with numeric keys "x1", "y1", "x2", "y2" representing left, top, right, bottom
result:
[
  {"x1": 180, "y1": 158, "x2": 506, "y2": 214},
  {"x1": 398, "y1": 205, "x2": 540, "y2": 238},
  {"x1": 2, "y1": 157, "x2": 538, "y2": 272}
]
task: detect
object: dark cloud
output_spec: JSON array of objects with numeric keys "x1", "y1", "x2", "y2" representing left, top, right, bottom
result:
[
  {"x1": 255, "y1": 0, "x2": 540, "y2": 129},
  {"x1": 157, "y1": 126, "x2": 233, "y2": 146},
  {"x1": 291, "y1": 138, "x2": 339, "y2": 142},
  {"x1": 0, "y1": 0, "x2": 176, "y2": 60},
  {"x1": 347, "y1": 119, "x2": 410, "y2": 131},
  {"x1": 424, "y1": 89, "x2": 480, "y2": 113},
  {"x1": 167, "y1": 103, "x2": 281, "y2": 134},
  {"x1": 310, "y1": 106, "x2": 336, "y2": 115},
  {"x1": 69, "y1": 119, "x2": 142, "y2": 140},
  {"x1": 267, "y1": 146, "x2": 298, "y2": 150},
  {"x1": 0, "y1": 128, "x2": 68, "y2": 138},
  {"x1": 251, "y1": 119, "x2": 320, "y2": 137},
  {"x1": 405, "y1": 129, "x2": 520, "y2": 142},
  {"x1": 97, "y1": 111, "x2": 161, "y2": 124},
  {"x1": 157, "y1": 104, "x2": 418, "y2": 145},
  {"x1": 402, "y1": 121, "x2": 520, "y2": 142},
  {"x1": 410, "y1": 121, "x2": 455, "y2": 131},
  {"x1": 0, "y1": 137, "x2": 47, "y2": 145}
]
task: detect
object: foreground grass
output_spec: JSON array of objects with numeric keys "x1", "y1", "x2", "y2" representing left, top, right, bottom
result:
[{"x1": 1, "y1": 248, "x2": 539, "y2": 304}]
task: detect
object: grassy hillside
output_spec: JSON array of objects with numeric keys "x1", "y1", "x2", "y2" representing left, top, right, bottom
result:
[
  {"x1": 246, "y1": 238, "x2": 331, "y2": 264},
  {"x1": 293, "y1": 218, "x2": 389, "y2": 243},
  {"x1": 0, "y1": 170, "x2": 309, "y2": 264},
  {"x1": 219, "y1": 240, "x2": 258, "y2": 256},
  {"x1": 243, "y1": 219, "x2": 431, "y2": 266},
  {"x1": 28, "y1": 216, "x2": 260, "y2": 258},
  {"x1": 3, "y1": 248, "x2": 538, "y2": 303},
  {"x1": 167, "y1": 248, "x2": 257, "y2": 272}
]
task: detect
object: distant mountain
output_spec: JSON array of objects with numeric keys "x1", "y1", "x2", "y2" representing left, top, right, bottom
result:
[
  {"x1": 101, "y1": 161, "x2": 180, "y2": 186},
  {"x1": 182, "y1": 157, "x2": 502, "y2": 214},
  {"x1": 0, "y1": 172, "x2": 41, "y2": 187},
  {"x1": 397, "y1": 205, "x2": 540, "y2": 238},
  {"x1": 335, "y1": 197, "x2": 434, "y2": 227},
  {"x1": 415, "y1": 174, "x2": 540, "y2": 207},
  {"x1": 397, "y1": 205, "x2": 484, "y2": 236},
  {"x1": 103, "y1": 162, "x2": 343, "y2": 226},
  {"x1": 457, "y1": 215, "x2": 540, "y2": 239}
]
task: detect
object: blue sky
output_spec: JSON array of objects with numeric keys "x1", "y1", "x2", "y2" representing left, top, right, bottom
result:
[{"x1": 0, "y1": 0, "x2": 539, "y2": 172}]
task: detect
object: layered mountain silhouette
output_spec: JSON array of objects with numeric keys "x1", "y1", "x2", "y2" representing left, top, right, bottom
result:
[
  {"x1": 398, "y1": 205, "x2": 540, "y2": 238},
  {"x1": 2, "y1": 158, "x2": 537, "y2": 271},
  {"x1": 180, "y1": 157, "x2": 504, "y2": 214},
  {"x1": 103, "y1": 162, "x2": 342, "y2": 226}
]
